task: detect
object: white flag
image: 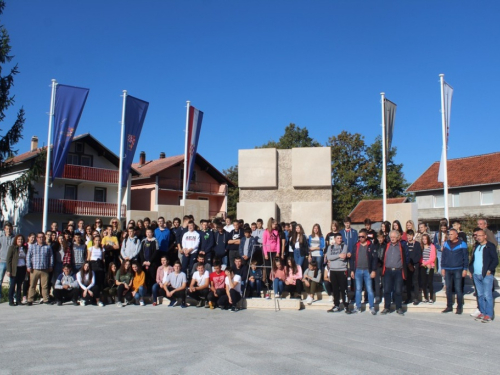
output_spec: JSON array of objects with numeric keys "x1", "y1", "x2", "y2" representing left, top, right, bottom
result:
[{"x1": 438, "y1": 82, "x2": 453, "y2": 183}]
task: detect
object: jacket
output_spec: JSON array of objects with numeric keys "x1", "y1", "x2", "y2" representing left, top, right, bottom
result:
[
  {"x1": 139, "y1": 238, "x2": 159, "y2": 267},
  {"x1": 0, "y1": 232, "x2": 14, "y2": 262},
  {"x1": 199, "y1": 229, "x2": 215, "y2": 257},
  {"x1": 406, "y1": 241, "x2": 422, "y2": 265},
  {"x1": 54, "y1": 272, "x2": 79, "y2": 289},
  {"x1": 214, "y1": 230, "x2": 230, "y2": 258},
  {"x1": 6, "y1": 245, "x2": 27, "y2": 276},
  {"x1": 350, "y1": 241, "x2": 378, "y2": 273},
  {"x1": 340, "y1": 228, "x2": 358, "y2": 254},
  {"x1": 239, "y1": 236, "x2": 256, "y2": 258},
  {"x1": 421, "y1": 244, "x2": 437, "y2": 268},
  {"x1": 469, "y1": 241, "x2": 498, "y2": 277},
  {"x1": 121, "y1": 236, "x2": 141, "y2": 260},
  {"x1": 382, "y1": 241, "x2": 408, "y2": 280},
  {"x1": 263, "y1": 229, "x2": 280, "y2": 255},
  {"x1": 289, "y1": 234, "x2": 309, "y2": 257},
  {"x1": 441, "y1": 239, "x2": 469, "y2": 271}
]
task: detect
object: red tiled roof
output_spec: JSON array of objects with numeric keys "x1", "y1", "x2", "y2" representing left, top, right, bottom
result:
[
  {"x1": 407, "y1": 152, "x2": 500, "y2": 192},
  {"x1": 349, "y1": 198, "x2": 407, "y2": 224},
  {"x1": 7, "y1": 147, "x2": 43, "y2": 164},
  {"x1": 132, "y1": 154, "x2": 184, "y2": 178}
]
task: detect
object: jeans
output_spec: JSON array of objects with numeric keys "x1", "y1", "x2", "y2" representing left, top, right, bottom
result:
[
  {"x1": 217, "y1": 288, "x2": 241, "y2": 308},
  {"x1": 152, "y1": 283, "x2": 162, "y2": 302},
  {"x1": 444, "y1": 269, "x2": 464, "y2": 308},
  {"x1": 384, "y1": 268, "x2": 403, "y2": 310},
  {"x1": 355, "y1": 269, "x2": 374, "y2": 309},
  {"x1": 0, "y1": 262, "x2": 6, "y2": 299},
  {"x1": 473, "y1": 274, "x2": 494, "y2": 317},
  {"x1": 436, "y1": 251, "x2": 442, "y2": 274},
  {"x1": 181, "y1": 252, "x2": 196, "y2": 278},
  {"x1": 405, "y1": 265, "x2": 420, "y2": 301},
  {"x1": 8, "y1": 266, "x2": 26, "y2": 303},
  {"x1": 330, "y1": 270, "x2": 348, "y2": 308},
  {"x1": 248, "y1": 279, "x2": 262, "y2": 296},
  {"x1": 293, "y1": 251, "x2": 305, "y2": 269},
  {"x1": 373, "y1": 266, "x2": 383, "y2": 301},
  {"x1": 273, "y1": 279, "x2": 284, "y2": 295},
  {"x1": 133, "y1": 285, "x2": 145, "y2": 301}
]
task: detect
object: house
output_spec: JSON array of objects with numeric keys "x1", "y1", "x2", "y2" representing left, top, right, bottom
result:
[
  {"x1": 406, "y1": 152, "x2": 500, "y2": 230},
  {"x1": 0, "y1": 134, "x2": 138, "y2": 233},
  {"x1": 348, "y1": 197, "x2": 409, "y2": 231},
  {"x1": 130, "y1": 151, "x2": 234, "y2": 219}
]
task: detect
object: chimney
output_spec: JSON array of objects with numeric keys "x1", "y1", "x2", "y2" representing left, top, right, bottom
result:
[
  {"x1": 159, "y1": 152, "x2": 165, "y2": 159},
  {"x1": 31, "y1": 136, "x2": 38, "y2": 151},
  {"x1": 139, "y1": 151, "x2": 146, "y2": 165}
]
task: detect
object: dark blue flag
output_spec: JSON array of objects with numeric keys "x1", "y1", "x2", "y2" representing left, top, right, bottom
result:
[
  {"x1": 121, "y1": 95, "x2": 149, "y2": 187},
  {"x1": 52, "y1": 84, "x2": 89, "y2": 181}
]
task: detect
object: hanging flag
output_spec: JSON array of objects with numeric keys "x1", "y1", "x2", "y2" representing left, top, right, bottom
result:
[
  {"x1": 438, "y1": 82, "x2": 453, "y2": 182},
  {"x1": 384, "y1": 98, "x2": 397, "y2": 160},
  {"x1": 184, "y1": 105, "x2": 204, "y2": 193},
  {"x1": 51, "y1": 84, "x2": 89, "y2": 181},
  {"x1": 121, "y1": 95, "x2": 149, "y2": 187}
]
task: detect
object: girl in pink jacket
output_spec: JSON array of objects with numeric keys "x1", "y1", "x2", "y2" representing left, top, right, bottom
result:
[
  {"x1": 284, "y1": 256, "x2": 303, "y2": 299},
  {"x1": 420, "y1": 234, "x2": 436, "y2": 303}
]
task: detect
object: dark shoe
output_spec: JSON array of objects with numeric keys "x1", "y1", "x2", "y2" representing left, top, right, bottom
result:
[
  {"x1": 344, "y1": 308, "x2": 351, "y2": 315},
  {"x1": 57, "y1": 301, "x2": 63, "y2": 306},
  {"x1": 196, "y1": 300, "x2": 203, "y2": 308},
  {"x1": 72, "y1": 301, "x2": 78, "y2": 306},
  {"x1": 396, "y1": 308, "x2": 405, "y2": 316},
  {"x1": 455, "y1": 308, "x2": 463, "y2": 315},
  {"x1": 380, "y1": 308, "x2": 390, "y2": 315},
  {"x1": 181, "y1": 303, "x2": 187, "y2": 308},
  {"x1": 327, "y1": 306, "x2": 339, "y2": 313},
  {"x1": 412, "y1": 300, "x2": 419, "y2": 306},
  {"x1": 27, "y1": 302, "x2": 33, "y2": 306},
  {"x1": 48, "y1": 301, "x2": 55, "y2": 305},
  {"x1": 441, "y1": 307, "x2": 453, "y2": 313},
  {"x1": 39, "y1": 300, "x2": 44, "y2": 305},
  {"x1": 403, "y1": 300, "x2": 411, "y2": 305},
  {"x1": 9, "y1": 301, "x2": 15, "y2": 306}
]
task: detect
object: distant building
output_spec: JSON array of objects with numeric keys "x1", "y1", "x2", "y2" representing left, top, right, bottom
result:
[
  {"x1": 407, "y1": 152, "x2": 500, "y2": 230},
  {"x1": 348, "y1": 197, "x2": 409, "y2": 231},
  {"x1": 0, "y1": 134, "x2": 137, "y2": 233},
  {"x1": 130, "y1": 151, "x2": 234, "y2": 220}
]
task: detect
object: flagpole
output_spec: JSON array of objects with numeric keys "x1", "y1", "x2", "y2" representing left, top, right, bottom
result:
[
  {"x1": 439, "y1": 74, "x2": 449, "y2": 222},
  {"x1": 117, "y1": 90, "x2": 127, "y2": 220},
  {"x1": 380, "y1": 92, "x2": 387, "y2": 222},
  {"x1": 42, "y1": 79, "x2": 57, "y2": 232},
  {"x1": 182, "y1": 100, "x2": 190, "y2": 206}
]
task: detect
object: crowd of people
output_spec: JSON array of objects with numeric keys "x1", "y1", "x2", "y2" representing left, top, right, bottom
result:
[{"x1": 0, "y1": 215, "x2": 497, "y2": 320}]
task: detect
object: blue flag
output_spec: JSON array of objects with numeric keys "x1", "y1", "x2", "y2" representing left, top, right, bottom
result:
[
  {"x1": 121, "y1": 95, "x2": 149, "y2": 187},
  {"x1": 52, "y1": 84, "x2": 89, "y2": 181}
]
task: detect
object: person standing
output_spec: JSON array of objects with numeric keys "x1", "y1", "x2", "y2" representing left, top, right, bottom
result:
[
  {"x1": 0, "y1": 222, "x2": 15, "y2": 301},
  {"x1": 340, "y1": 217, "x2": 358, "y2": 298},
  {"x1": 308, "y1": 224, "x2": 325, "y2": 271},
  {"x1": 139, "y1": 228, "x2": 159, "y2": 293},
  {"x1": 404, "y1": 230, "x2": 422, "y2": 306},
  {"x1": 154, "y1": 217, "x2": 171, "y2": 260},
  {"x1": 381, "y1": 230, "x2": 408, "y2": 315},
  {"x1": 26, "y1": 232, "x2": 54, "y2": 305},
  {"x1": 477, "y1": 218, "x2": 498, "y2": 248},
  {"x1": 469, "y1": 229, "x2": 498, "y2": 323},
  {"x1": 120, "y1": 227, "x2": 141, "y2": 262},
  {"x1": 420, "y1": 234, "x2": 436, "y2": 303},
  {"x1": 441, "y1": 229, "x2": 469, "y2": 315},
  {"x1": 6, "y1": 234, "x2": 27, "y2": 306},
  {"x1": 288, "y1": 224, "x2": 308, "y2": 269},
  {"x1": 262, "y1": 218, "x2": 280, "y2": 288},
  {"x1": 325, "y1": 233, "x2": 349, "y2": 313},
  {"x1": 227, "y1": 220, "x2": 244, "y2": 268},
  {"x1": 198, "y1": 219, "x2": 215, "y2": 264},
  {"x1": 181, "y1": 221, "x2": 200, "y2": 277}
]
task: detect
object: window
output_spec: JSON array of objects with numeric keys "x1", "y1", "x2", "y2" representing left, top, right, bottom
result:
[
  {"x1": 481, "y1": 191, "x2": 494, "y2": 205},
  {"x1": 67, "y1": 153, "x2": 79, "y2": 165},
  {"x1": 198, "y1": 197, "x2": 208, "y2": 201},
  {"x1": 452, "y1": 193, "x2": 460, "y2": 207},
  {"x1": 94, "y1": 187, "x2": 107, "y2": 202},
  {"x1": 434, "y1": 195, "x2": 444, "y2": 208},
  {"x1": 75, "y1": 142, "x2": 84, "y2": 153},
  {"x1": 80, "y1": 155, "x2": 92, "y2": 167},
  {"x1": 64, "y1": 185, "x2": 78, "y2": 200}
]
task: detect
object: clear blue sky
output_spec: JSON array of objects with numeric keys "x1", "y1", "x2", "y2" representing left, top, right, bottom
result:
[{"x1": 3, "y1": 1, "x2": 500, "y2": 184}]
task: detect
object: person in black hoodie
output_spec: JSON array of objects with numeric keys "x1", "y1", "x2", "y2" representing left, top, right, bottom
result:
[
  {"x1": 214, "y1": 224, "x2": 230, "y2": 267},
  {"x1": 404, "y1": 230, "x2": 422, "y2": 305},
  {"x1": 228, "y1": 220, "x2": 244, "y2": 268},
  {"x1": 373, "y1": 231, "x2": 386, "y2": 304},
  {"x1": 198, "y1": 219, "x2": 215, "y2": 265},
  {"x1": 139, "y1": 228, "x2": 159, "y2": 294}
]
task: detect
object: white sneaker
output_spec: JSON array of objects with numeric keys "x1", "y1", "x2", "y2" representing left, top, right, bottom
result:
[
  {"x1": 98, "y1": 301, "x2": 104, "y2": 307},
  {"x1": 140, "y1": 301, "x2": 145, "y2": 306},
  {"x1": 307, "y1": 296, "x2": 313, "y2": 305},
  {"x1": 80, "y1": 300, "x2": 86, "y2": 307},
  {"x1": 328, "y1": 295, "x2": 333, "y2": 302},
  {"x1": 117, "y1": 302, "x2": 123, "y2": 307},
  {"x1": 470, "y1": 309, "x2": 481, "y2": 318}
]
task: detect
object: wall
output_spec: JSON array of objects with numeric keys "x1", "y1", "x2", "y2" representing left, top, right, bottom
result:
[
  {"x1": 126, "y1": 199, "x2": 210, "y2": 225},
  {"x1": 386, "y1": 202, "x2": 419, "y2": 229},
  {"x1": 238, "y1": 147, "x2": 332, "y2": 230}
]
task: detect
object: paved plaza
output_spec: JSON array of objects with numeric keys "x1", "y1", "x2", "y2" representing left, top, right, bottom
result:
[{"x1": 0, "y1": 303, "x2": 498, "y2": 375}]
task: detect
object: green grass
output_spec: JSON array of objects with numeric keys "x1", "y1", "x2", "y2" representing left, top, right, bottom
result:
[{"x1": 1, "y1": 286, "x2": 8, "y2": 303}]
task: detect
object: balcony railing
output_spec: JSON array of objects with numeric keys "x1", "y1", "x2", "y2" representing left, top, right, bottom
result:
[
  {"x1": 159, "y1": 178, "x2": 227, "y2": 195},
  {"x1": 29, "y1": 198, "x2": 126, "y2": 217},
  {"x1": 47, "y1": 165, "x2": 119, "y2": 184}
]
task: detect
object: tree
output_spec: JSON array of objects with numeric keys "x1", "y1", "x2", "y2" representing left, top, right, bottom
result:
[
  {"x1": 259, "y1": 123, "x2": 321, "y2": 149},
  {"x1": 223, "y1": 165, "x2": 238, "y2": 220},
  {"x1": 364, "y1": 135, "x2": 409, "y2": 198},
  {"x1": 0, "y1": 1, "x2": 45, "y2": 211},
  {"x1": 327, "y1": 131, "x2": 368, "y2": 221}
]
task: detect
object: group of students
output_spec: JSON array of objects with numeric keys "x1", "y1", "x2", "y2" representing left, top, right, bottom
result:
[{"x1": 0, "y1": 214, "x2": 498, "y2": 320}]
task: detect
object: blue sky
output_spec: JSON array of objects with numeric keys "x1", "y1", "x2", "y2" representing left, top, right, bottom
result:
[{"x1": 3, "y1": 1, "x2": 500, "y2": 184}]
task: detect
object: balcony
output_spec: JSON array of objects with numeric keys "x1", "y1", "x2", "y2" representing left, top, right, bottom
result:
[
  {"x1": 158, "y1": 178, "x2": 227, "y2": 195},
  {"x1": 50, "y1": 165, "x2": 119, "y2": 184},
  {"x1": 29, "y1": 198, "x2": 126, "y2": 217}
]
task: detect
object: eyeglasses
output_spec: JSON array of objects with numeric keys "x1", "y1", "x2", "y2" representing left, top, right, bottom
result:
[{"x1": 358, "y1": 236, "x2": 366, "y2": 239}]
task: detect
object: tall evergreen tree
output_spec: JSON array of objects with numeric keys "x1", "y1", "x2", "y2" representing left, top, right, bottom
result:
[{"x1": 0, "y1": 1, "x2": 45, "y2": 211}]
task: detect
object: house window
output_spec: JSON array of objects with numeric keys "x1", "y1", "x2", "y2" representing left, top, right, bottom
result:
[
  {"x1": 80, "y1": 155, "x2": 92, "y2": 167},
  {"x1": 481, "y1": 191, "x2": 493, "y2": 205},
  {"x1": 67, "y1": 153, "x2": 79, "y2": 165},
  {"x1": 94, "y1": 187, "x2": 107, "y2": 202},
  {"x1": 452, "y1": 193, "x2": 460, "y2": 207},
  {"x1": 434, "y1": 195, "x2": 444, "y2": 208},
  {"x1": 75, "y1": 142, "x2": 84, "y2": 153},
  {"x1": 64, "y1": 185, "x2": 78, "y2": 200}
]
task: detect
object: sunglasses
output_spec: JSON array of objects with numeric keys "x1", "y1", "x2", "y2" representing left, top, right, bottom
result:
[{"x1": 358, "y1": 236, "x2": 366, "y2": 239}]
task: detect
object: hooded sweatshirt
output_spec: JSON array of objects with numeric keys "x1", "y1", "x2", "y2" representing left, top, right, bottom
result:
[
  {"x1": 325, "y1": 243, "x2": 348, "y2": 271},
  {"x1": 262, "y1": 229, "x2": 280, "y2": 256}
]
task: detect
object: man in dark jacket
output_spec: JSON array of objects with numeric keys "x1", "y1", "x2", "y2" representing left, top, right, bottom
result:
[
  {"x1": 404, "y1": 230, "x2": 422, "y2": 306},
  {"x1": 441, "y1": 228, "x2": 469, "y2": 314},
  {"x1": 198, "y1": 220, "x2": 215, "y2": 264},
  {"x1": 468, "y1": 230, "x2": 498, "y2": 322},
  {"x1": 381, "y1": 230, "x2": 408, "y2": 315},
  {"x1": 349, "y1": 229, "x2": 378, "y2": 315}
]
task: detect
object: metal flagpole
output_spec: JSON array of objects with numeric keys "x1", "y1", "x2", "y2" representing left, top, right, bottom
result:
[
  {"x1": 380, "y1": 92, "x2": 387, "y2": 222},
  {"x1": 42, "y1": 79, "x2": 57, "y2": 232},
  {"x1": 117, "y1": 90, "x2": 127, "y2": 220},
  {"x1": 182, "y1": 100, "x2": 190, "y2": 206},
  {"x1": 439, "y1": 74, "x2": 449, "y2": 222}
]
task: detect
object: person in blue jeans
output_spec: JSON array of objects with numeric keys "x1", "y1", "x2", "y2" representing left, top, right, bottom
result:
[
  {"x1": 349, "y1": 229, "x2": 378, "y2": 315},
  {"x1": 440, "y1": 229, "x2": 469, "y2": 315},
  {"x1": 247, "y1": 261, "x2": 263, "y2": 297},
  {"x1": 271, "y1": 258, "x2": 286, "y2": 298},
  {"x1": 469, "y1": 230, "x2": 498, "y2": 322}
]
